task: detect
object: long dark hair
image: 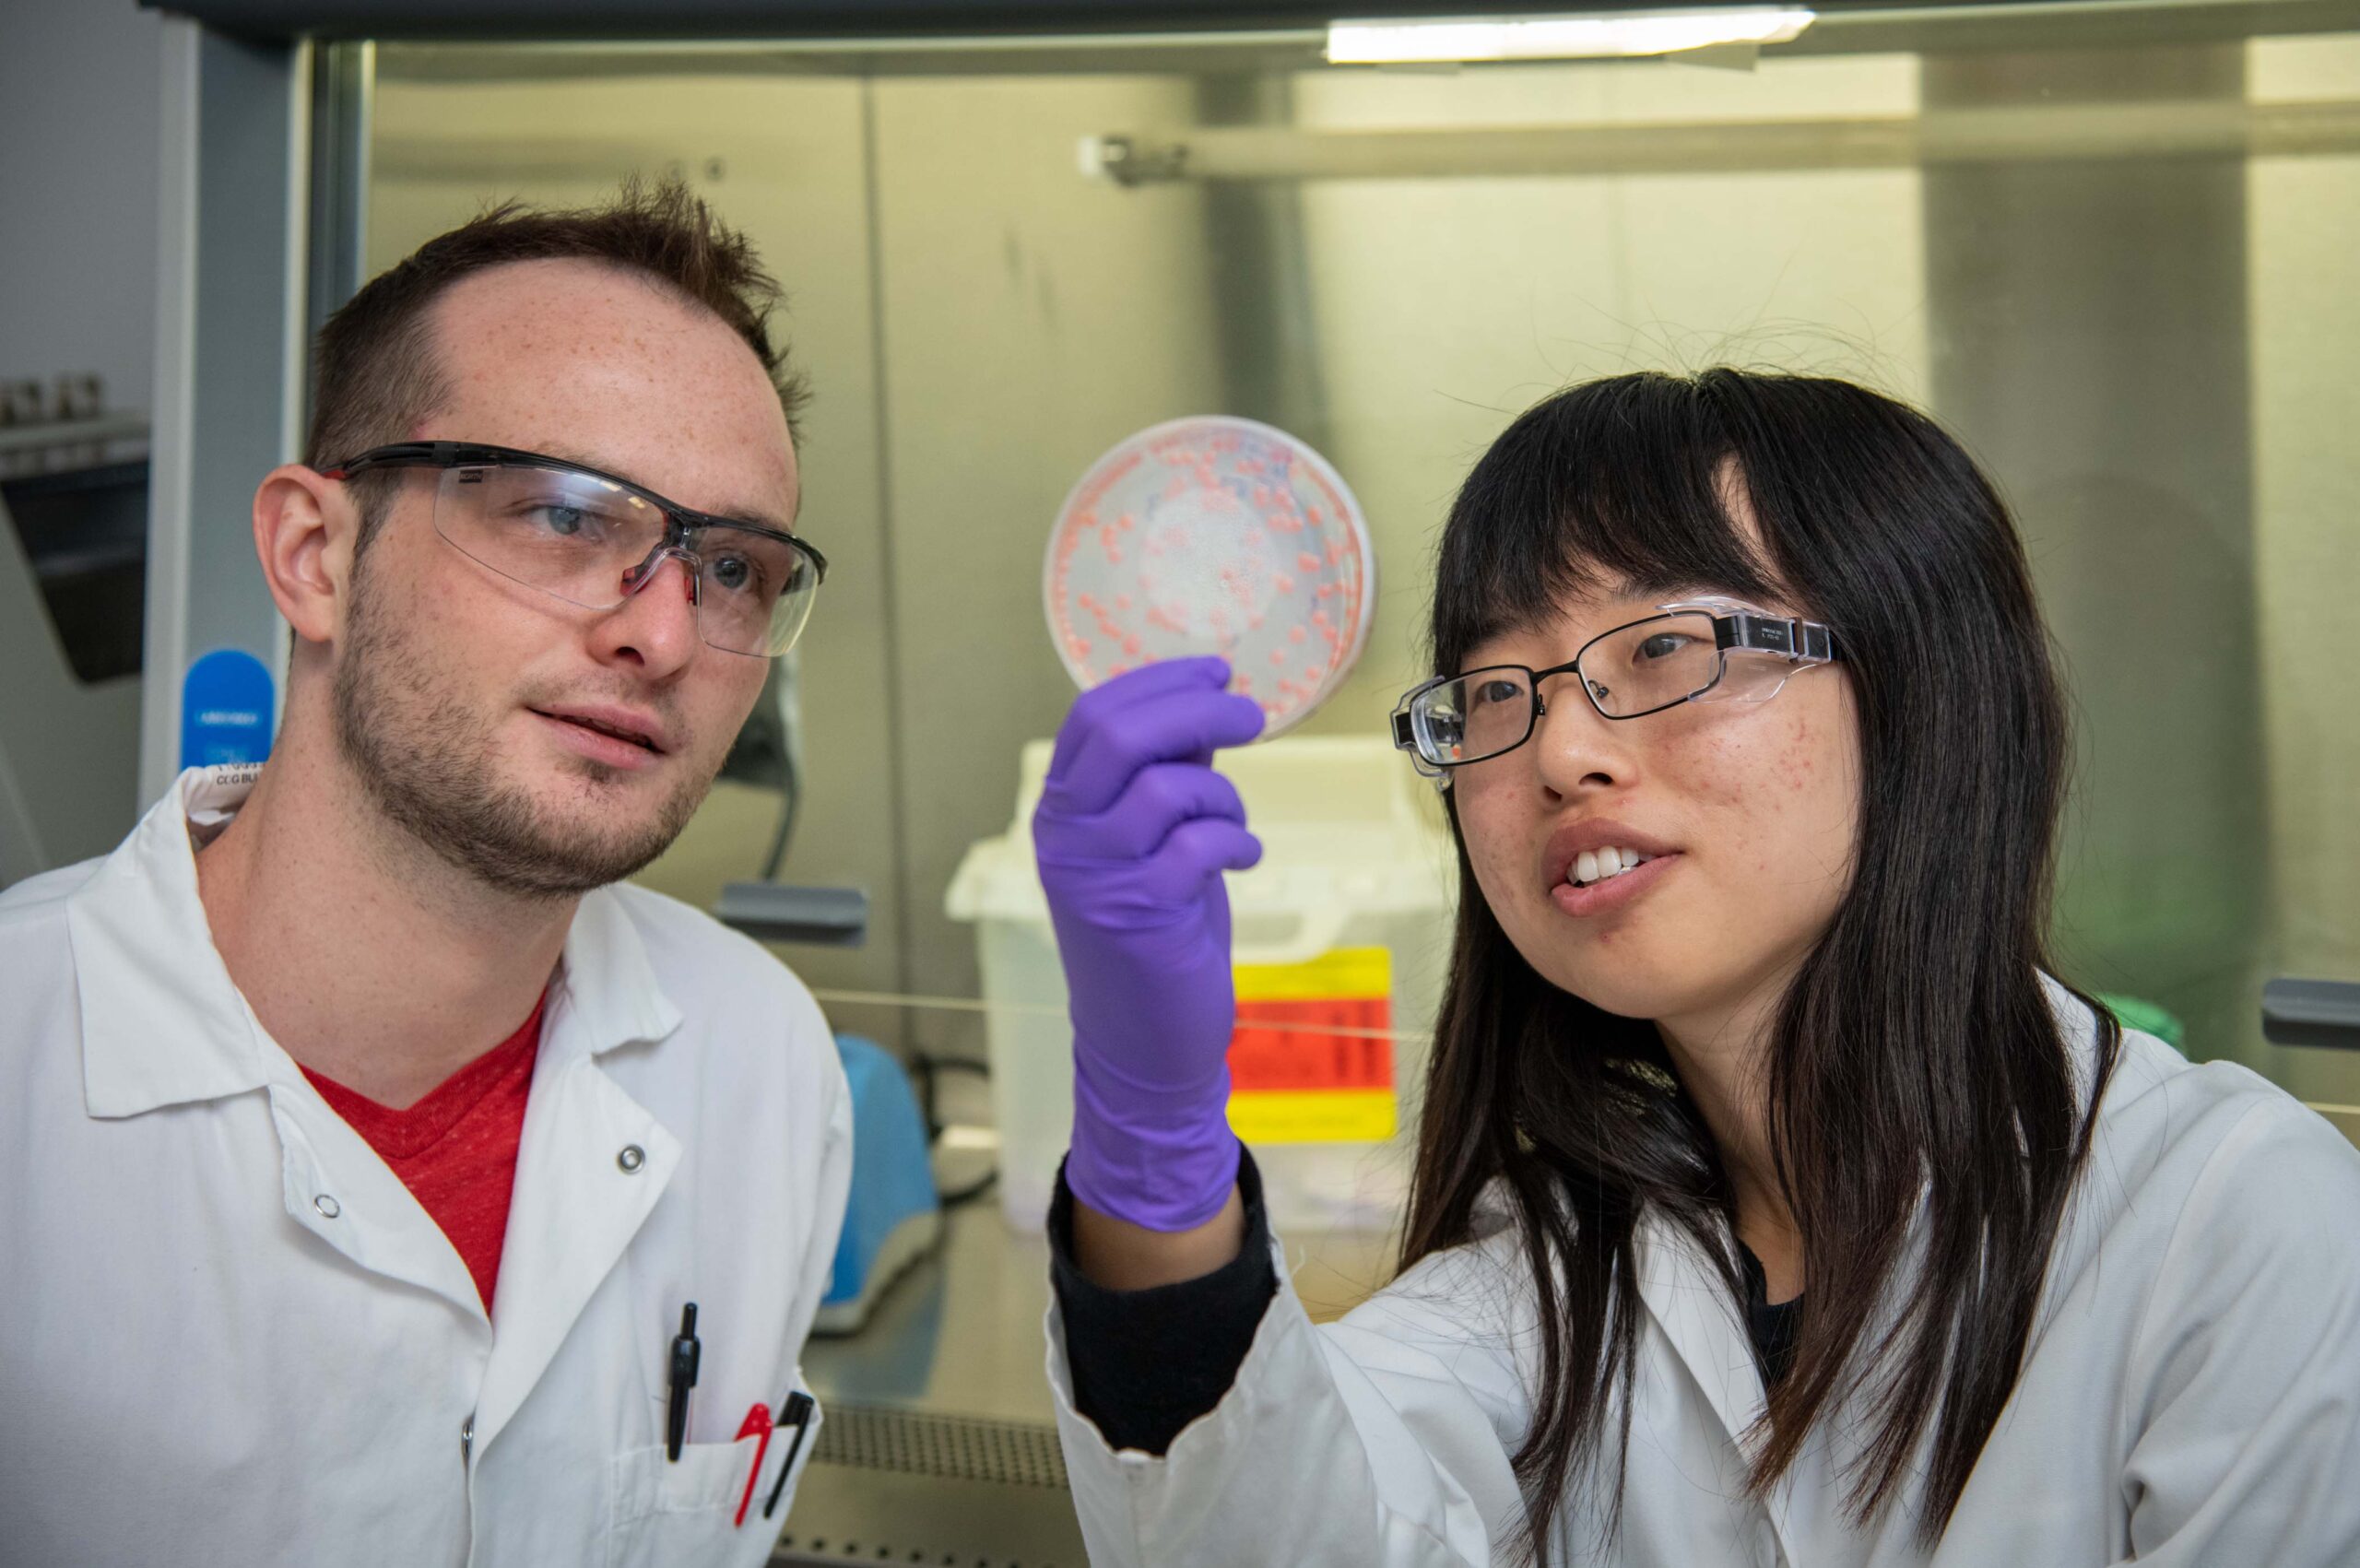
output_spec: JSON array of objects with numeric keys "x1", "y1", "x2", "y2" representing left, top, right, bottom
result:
[{"x1": 1399, "y1": 369, "x2": 2121, "y2": 1557}]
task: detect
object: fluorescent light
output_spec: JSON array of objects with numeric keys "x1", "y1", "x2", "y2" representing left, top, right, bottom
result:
[{"x1": 1326, "y1": 8, "x2": 1814, "y2": 65}]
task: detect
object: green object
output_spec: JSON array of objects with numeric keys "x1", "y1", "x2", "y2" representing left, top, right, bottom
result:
[{"x1": 2096, "y1": 993, "x2": 2184, "y2": 1049}]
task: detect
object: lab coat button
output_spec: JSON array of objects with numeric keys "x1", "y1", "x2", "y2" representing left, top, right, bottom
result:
[
  {"x1": 461, "y1": 1414, "x2": 474, "y2": 1462},
  {"x1": 617, "y1": 1144, "x2": 645, "y2": 1173},
  {"x1": 313, "y1": 1194, "x2": 340, "y2": 1219}
]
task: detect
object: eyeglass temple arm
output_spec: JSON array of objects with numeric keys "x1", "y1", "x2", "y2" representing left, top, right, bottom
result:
[
  {"x1": 317, "y1": 441, "x2": 495, "y2": 479},
  {"x1": 1715, "y1": 612, "x2": 1839, "y2": 663}
]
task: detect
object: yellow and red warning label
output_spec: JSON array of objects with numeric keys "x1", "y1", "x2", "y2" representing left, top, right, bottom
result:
[{"x1": 1225, "y1": 947, "x2": 1396, "y2": 1145}]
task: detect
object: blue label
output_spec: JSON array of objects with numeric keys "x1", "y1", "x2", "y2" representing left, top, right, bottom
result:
[{"x1": 180, "y1": 648, "x2": 275, "y2": 769}]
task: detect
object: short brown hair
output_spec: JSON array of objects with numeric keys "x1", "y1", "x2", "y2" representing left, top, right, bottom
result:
[{"x1": 305, "y1": 176, "x2": 809, "y2": 536}]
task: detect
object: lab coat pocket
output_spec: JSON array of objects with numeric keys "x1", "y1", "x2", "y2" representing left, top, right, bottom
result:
[{"x1": 603, "y1": 1432, "x2": 774, "y2": 1568}]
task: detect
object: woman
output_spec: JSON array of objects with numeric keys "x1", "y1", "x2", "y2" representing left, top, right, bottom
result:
[{"x1": 1030, "y1": 370, "x2": 2360, "y2": 1566}]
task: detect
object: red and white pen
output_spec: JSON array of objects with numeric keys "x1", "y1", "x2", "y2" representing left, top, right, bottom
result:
[{"x1": 731, "y1": 1402, "x2": 773, "y2": 1528}]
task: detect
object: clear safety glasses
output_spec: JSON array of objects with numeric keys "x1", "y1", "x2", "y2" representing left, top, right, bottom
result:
[
  {"x1": 1390, "y1": 596, "x2": 1841, "y2": 786},
  {"x1": 321, "y1": 442, "x2": 828, "y2": 659}
]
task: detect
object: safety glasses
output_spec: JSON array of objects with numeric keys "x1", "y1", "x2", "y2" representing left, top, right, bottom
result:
[
  {"x1": 321, "y1": 442, "x2": 827, "y2": 659},
  {"x1": 1391, "y1": 596, "x2": 1841, "y2": 786}
]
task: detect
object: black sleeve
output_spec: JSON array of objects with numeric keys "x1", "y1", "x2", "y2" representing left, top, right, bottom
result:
[{"x1": 1047, "y1": 1148, "x2": 1278, "y2": 1455}]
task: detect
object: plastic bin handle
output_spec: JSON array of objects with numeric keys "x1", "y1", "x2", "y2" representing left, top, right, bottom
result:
[{"x1": 1232, "y1": 904, "x2": 1355, "y2": 969}]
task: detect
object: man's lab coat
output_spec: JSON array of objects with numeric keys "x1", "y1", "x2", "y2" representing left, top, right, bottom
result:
[
  {"x1": 1050, "y1": 990, "x2": 2360, "y2": 1566},
  {"x1": 0, "y1": 765, "x2": 852, "y2": 1567}
]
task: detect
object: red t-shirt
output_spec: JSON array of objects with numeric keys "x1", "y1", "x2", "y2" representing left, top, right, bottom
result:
[{"x1": 301, "y1": 993, "x2": 547, "y2": 1313}]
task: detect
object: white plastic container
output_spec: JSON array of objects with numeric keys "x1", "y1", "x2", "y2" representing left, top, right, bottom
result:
[{"x1": 944, "y1": 735, "x2": 1457, "y2": 1234}]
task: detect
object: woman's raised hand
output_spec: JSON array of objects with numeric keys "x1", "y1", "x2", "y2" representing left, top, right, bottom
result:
[{"x1": 1032, "y1": 657, "x2": 1265, "y2": 1235}]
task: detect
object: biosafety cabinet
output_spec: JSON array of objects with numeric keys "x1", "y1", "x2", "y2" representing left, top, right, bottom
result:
[
  {"x1": 126, "y1": 4, "x2": 2360, "y2": 1557},
  {"x1": 139, "y1": 0, "x2": 2360, "y2": 1114}
]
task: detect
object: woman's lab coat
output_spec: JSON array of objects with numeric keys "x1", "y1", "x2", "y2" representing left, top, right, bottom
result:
[
  {"x1": 0, "y1": 766, "x2": 853, "y2": 1567},
  {"x1": 1048, "y1": 991, "x2": 2360, "y2": 1565}
]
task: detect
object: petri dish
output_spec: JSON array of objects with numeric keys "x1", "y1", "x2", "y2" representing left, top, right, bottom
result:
[{"x1": 1044, "y1": 415, "x2": 1375, "y2": 738}]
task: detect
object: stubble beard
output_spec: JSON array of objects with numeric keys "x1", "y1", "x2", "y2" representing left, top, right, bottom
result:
[{"x1": 331, "y1": 556, "x2": 712, "y2": 899}]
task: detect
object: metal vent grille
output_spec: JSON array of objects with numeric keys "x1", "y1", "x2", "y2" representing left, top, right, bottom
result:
[{"x1": 814, "y1": 1405, "x2": 1068, "y2": 1490}]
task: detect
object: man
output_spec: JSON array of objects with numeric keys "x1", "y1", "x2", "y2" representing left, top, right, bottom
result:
[{"x1": 0, "y1": 183, "x2": 851, "y2": 1565}]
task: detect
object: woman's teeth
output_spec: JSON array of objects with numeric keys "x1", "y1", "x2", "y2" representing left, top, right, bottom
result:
[{"x1": 1570, "y1": 847, "x2": 1655, "y2": 888}]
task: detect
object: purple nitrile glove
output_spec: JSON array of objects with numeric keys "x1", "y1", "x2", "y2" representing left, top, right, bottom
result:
[{"x1": 1033, "y1": 656, "x2": 1267, "y2": 1232}]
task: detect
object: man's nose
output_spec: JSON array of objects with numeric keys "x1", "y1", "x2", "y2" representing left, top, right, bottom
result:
[{"x1": 593, "y1": 550, "x2": 702, "y2": 672}]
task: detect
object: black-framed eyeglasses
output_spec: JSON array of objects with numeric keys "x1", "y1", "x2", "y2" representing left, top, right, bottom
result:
[
  {"x1": 321, "y1": 441, "x2": 827, "y2": 659},
  {"x1": 1390, "y1": 596, "x2": 1841, "y2": 786}
]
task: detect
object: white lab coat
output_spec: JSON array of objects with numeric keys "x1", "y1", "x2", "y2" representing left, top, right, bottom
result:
[
  {"x1": 1048, "y1": 986, "x2": 2360, "y2": 1566},
  {"x1": 0, "y1": 765, "x2": 854, "y2": 1568}
]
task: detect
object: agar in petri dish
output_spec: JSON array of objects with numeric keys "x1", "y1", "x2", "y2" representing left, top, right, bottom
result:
[{"x1": 1044, "y1": 416, "x2": 1375, "y2": 738}]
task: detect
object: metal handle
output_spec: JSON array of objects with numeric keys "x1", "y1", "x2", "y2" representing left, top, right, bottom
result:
[
  {"x1": 714, "y1": 883, "x2": 868, "y2": 947},
  {"x1": 2261, "y1": 978, "x2": 2360, "y2": 1051}
]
